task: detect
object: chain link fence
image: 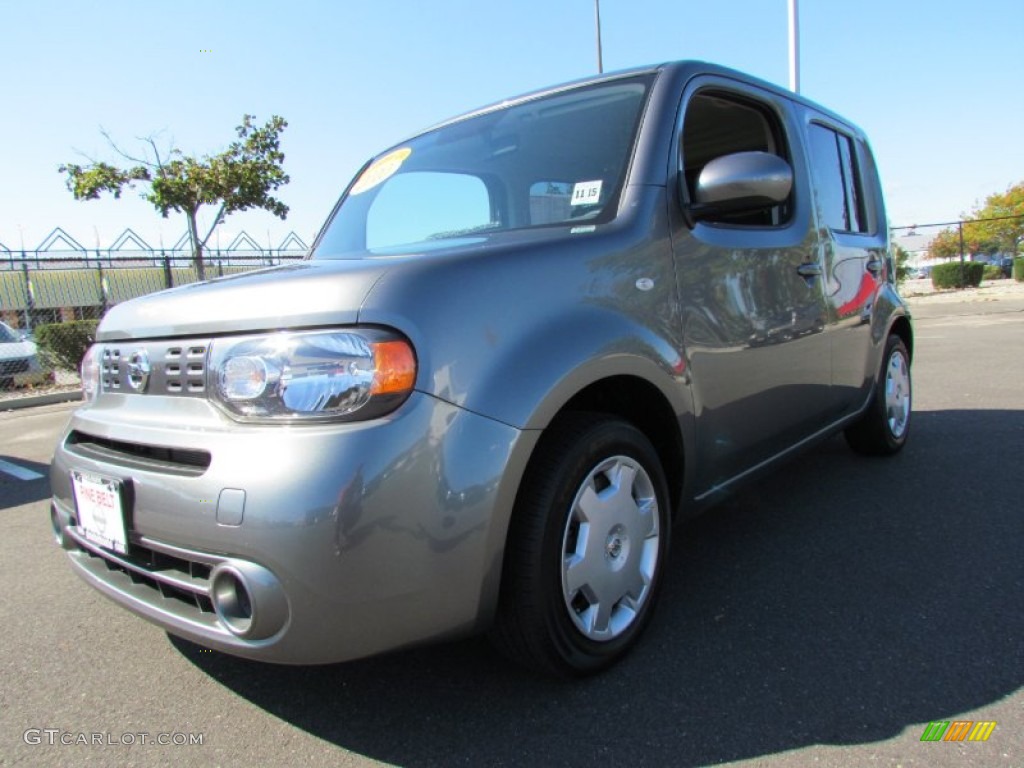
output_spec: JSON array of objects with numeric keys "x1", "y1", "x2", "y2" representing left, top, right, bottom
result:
[
  {"x1": 5, "y1": 219, "x2": 1019, "y2": 399},
  {"x1": 892, "y1": 216, "x2": 1023, "y2": 282},
  {"x1": 1, "y1": 228, "x2": 308, "y2": 397}
]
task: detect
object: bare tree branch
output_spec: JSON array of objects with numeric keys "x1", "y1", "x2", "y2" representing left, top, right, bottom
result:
[
  {"x1": 70, "y1": 146, "x2": 104, "y2": 165},
  {"x1": 99, "y1": 127, "x2": 156, "y2": 168},
  {"x1": 143, "y1": 136, "x2": 165, "y2": 171}
]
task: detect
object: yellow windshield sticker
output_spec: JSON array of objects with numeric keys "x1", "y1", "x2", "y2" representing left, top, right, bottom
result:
[{"x1": 349, "y1": 147, "x2": 412, "y2": 195}]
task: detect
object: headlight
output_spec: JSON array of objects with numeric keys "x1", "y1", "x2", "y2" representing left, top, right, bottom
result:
[
  {"x1": 81, "y1": 345, "x2": 100, "y2": 404},
  {"x1": 209, "y1": 329, "x2": 416, "y2": 423}
]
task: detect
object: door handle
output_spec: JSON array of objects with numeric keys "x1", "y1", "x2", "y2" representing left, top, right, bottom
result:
[{"x1": 796, "y1": 263, "x2": 822, "y2": 278}]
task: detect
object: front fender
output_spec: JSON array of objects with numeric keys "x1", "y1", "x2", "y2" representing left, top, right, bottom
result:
[{"x1": 357, "y1": 186, "x2": 685, "y2": 430}]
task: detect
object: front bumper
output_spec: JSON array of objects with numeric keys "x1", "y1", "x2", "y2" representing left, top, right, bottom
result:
[{"x1": 50, "y1": 390, "x2": 527, "y2": 664}]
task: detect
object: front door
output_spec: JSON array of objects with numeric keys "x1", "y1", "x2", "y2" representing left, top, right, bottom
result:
[{"x1": 669, "y1": 81, "x2": 832, "y2": 493}]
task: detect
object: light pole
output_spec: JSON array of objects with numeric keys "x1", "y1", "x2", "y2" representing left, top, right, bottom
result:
[
  {"x1": 594, "y1": 0, "x2": 603, "y2": 73},
  {"x1": 788, "y1": 0, "x2": 800, "y2": 93}
]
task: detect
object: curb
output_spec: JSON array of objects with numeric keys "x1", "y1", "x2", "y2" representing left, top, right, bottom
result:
[{"x1": 0, "y1": 391, "x2": 83, "y2": 412}]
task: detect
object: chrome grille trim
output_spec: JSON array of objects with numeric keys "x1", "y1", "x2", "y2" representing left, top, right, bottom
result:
[{"x1": 99, "y1": 339, "x2": 211, "y2": 397}]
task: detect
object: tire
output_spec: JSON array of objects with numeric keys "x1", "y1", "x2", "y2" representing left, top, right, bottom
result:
[
  {"x1": 489, "y1": 413, "x2": 670, "y2": 677},
  {"x1": 845, "y1": 334, "x2": 911, "y2": 455}
]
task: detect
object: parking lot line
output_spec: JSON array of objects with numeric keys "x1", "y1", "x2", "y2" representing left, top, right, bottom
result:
[{"x1": 0, "y1": 458, "x2": 44, "y2": 481}]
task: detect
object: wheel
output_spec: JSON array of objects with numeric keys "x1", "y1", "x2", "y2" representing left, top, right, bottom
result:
[
  {"x1": 845, "y1": 334, "x2": 911, "y2": 455},
  {"x1": 490, "y1": 413, "x2": 670, "y2": 677}
]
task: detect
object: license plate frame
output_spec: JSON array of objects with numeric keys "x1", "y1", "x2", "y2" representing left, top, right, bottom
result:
[{"x1": 71, "y1": 471, "x2": 129, "y2": 554}]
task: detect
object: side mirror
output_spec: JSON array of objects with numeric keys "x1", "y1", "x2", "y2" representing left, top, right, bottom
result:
[{"x1": 686, "y1": 151, "x2": 792, "y2": 222}]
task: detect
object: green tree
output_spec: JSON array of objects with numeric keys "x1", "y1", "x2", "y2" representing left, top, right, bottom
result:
[
  {"x1": 928, "y1": 228, "x2": 961, "y2": 261},
  {"x1": 928, "y1": 224, "x2": 998, "y2": 260},
  {"x1": 60, "y1": 115, "x2": 289, "y2": 280},
  {"x1": 966, "y1": 182, "x2": 1024, "y2": 258},
  {"x1": 893, "y1": 244, "x2": 912, "y2": 284},
  {"x1": 927, "y1": 182, "x2": 1024, "y2": 263}
]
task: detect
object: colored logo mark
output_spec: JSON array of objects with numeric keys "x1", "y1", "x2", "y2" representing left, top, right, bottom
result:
[{"x1": 920, "y1": 720, "x2": 997, "y2": 742}]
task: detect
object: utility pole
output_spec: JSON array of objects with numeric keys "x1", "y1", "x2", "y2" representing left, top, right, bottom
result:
[
  {"x1": 788, "y1": 0, "x2": 800, "y2": 93},
  {"x1": 595, "y1": 0, "x2": 604, "y2": 73}
]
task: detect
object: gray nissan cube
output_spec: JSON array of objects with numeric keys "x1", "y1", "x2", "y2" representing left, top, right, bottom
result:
[{"x1": 50, "y1": 60, "x2": 912, "y2": 677}]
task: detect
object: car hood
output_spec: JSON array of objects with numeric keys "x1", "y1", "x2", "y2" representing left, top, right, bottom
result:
[
  {"x1": 96, "y1": 260, "x2": 396, "y2": 341},
  {"x1": 0, "y1": 339, "x2": 37, "y2": 361}
]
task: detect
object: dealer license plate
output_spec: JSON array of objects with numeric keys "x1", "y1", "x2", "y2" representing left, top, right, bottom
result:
[{"x1": 71, "y1": 471, "x2": 128, "y2": 554}]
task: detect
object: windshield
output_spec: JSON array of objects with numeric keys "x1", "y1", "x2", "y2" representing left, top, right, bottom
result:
[
  {"x1": 0, "y1": 324, "x2": 19, "y2": 343},
  {"x1": 314, "y1": 76, "x2": 652, "y2": 258}
]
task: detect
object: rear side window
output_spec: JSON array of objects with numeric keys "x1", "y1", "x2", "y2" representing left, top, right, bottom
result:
[{"x1": 807, "y1": 123, "x2": 869, "y2": 233}]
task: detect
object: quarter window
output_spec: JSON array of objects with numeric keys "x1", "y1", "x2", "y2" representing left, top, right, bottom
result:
[{"x1": 807, "y1": 124, "x2": 868, "y2": 233}]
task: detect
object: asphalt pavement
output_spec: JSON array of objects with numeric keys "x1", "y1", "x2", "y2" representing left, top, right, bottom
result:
[{"x1": 0, "y1": 294, "x2": 1021, "y2": 768}]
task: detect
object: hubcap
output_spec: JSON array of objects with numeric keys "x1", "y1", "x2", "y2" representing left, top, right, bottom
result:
[
  {"x1": 885, "y1": 349, "x2": 911, "y2": 439},
  {"x1": 560, "y1": 456, "x2": 660, "y2": 642}
]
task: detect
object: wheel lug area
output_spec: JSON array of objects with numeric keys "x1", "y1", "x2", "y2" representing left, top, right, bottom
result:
[{"x1": 604, "y1": 524, "x2": 629, "y2": 568}]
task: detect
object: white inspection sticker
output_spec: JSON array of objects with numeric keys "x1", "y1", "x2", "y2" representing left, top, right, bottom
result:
[{"x1": 570, "y1": 179, "x2": 603, "y2": 206}]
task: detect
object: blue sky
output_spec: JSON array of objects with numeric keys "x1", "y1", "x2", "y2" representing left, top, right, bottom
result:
[{"x1": 1, "y1": 0, "x2": 1021, "y2": 253}]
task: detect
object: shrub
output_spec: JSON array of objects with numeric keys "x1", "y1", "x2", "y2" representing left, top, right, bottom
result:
[
  {"x1": 33, "y1": 320, "x2": 99, "y2": 371},
  {"x1": 1015, "y1": 257, "x2": 1024, "y2": 282},
  {"x1": 983, "y1": 264, "x2": 1004, "y2": 281},
  {"x1": 931, "y1": 262, "x2": 985, "y2": 289},
  {"x1": 894, "y1": 245, "x2": 912, "y2": 286}
]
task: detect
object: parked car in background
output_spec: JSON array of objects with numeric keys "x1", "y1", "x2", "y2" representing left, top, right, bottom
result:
[
  {"x1": 0, "y1": 321, "x2": 48, "y2": 390},
  {"x1": 50, "y1": 60, "x2": 913, "y2": 677}
]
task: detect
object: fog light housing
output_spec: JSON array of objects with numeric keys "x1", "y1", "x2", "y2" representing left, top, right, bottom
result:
[{"x1": 209, "y1": 561, "x2": 289, "y2": 640}]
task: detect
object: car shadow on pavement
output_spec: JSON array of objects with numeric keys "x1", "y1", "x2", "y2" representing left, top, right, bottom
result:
[
  {"x1": 0, "y1": 455, "x2": 52, "y2": 510},
  {"x1": 172, "y1": 408, "x2": 1024, "y2": 767}
]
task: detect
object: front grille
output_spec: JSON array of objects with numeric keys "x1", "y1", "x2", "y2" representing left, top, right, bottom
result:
[
  {"x1": 100, "y1": 340, "x2": 210, "y2": 397},
  {"x1": 163, "y1": 345, "x2": 208, "y2": 393},
  {"x1": 67, "y1": 527, "x2": 216, "y2": 616},
  {"x1": 65, "y1": 431, "x2": 211, "y2": 476},
  {"x1": 0, "y1": 358, "x2": 30, "y2": 375}
]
